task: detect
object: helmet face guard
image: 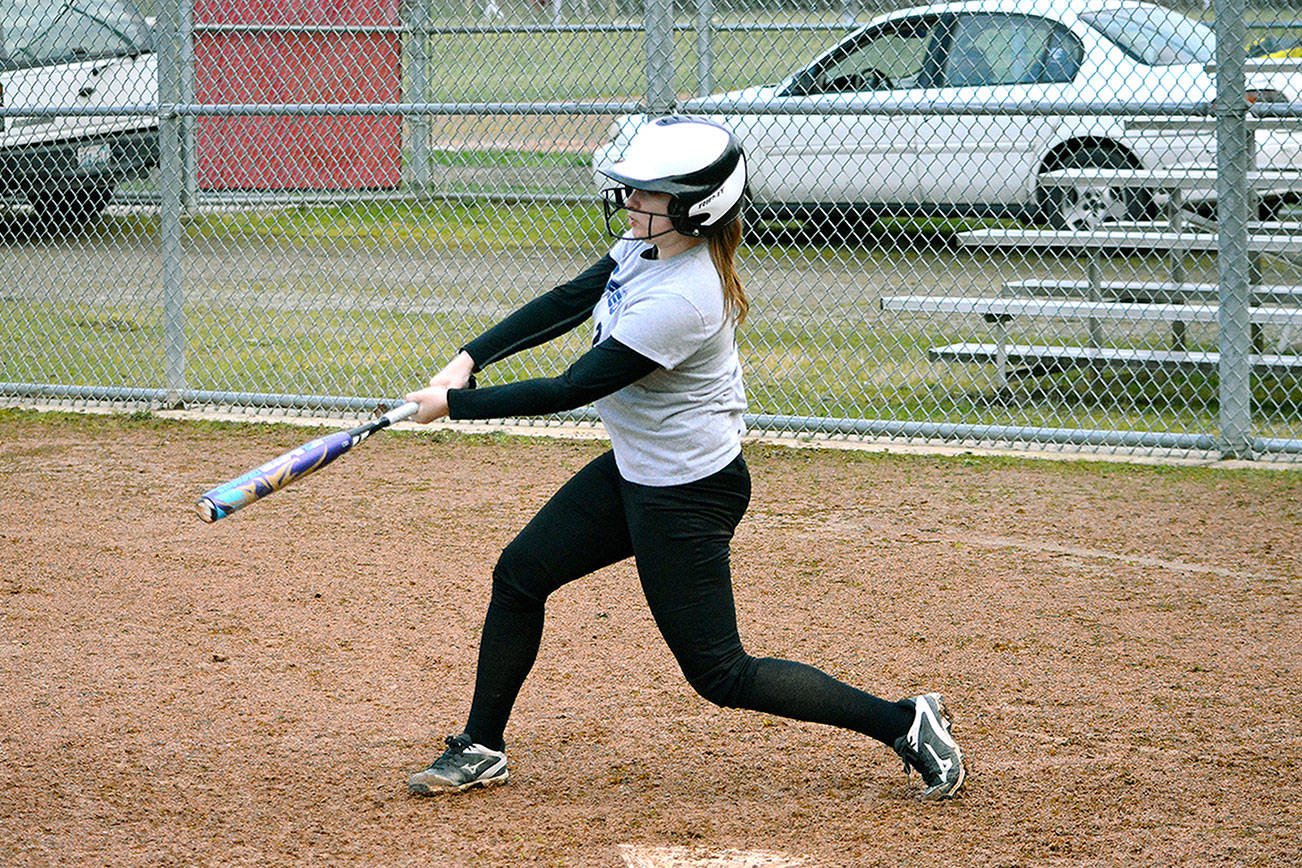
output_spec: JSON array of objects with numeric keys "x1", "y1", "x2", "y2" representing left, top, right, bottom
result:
[
  {"x1": 600, "y1": 186, "x2": 682, "y2": 241},
  {"x1": 598, "y1": 116, "x2": 748, "y2": 240}
]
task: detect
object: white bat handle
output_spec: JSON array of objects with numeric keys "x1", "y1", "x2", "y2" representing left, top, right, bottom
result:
[{"x1": 380, "y1": 401, "x2": 421, "y2": 425}]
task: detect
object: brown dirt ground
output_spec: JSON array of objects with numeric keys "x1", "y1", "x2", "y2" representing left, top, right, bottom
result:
[{"x1": 1, "y1": 409, "x2": 1300, "y2": 867}]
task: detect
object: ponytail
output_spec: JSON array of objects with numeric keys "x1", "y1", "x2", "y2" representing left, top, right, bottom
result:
[{"x1": 707, "y1": 217, "x2": 748, "y2": 325}]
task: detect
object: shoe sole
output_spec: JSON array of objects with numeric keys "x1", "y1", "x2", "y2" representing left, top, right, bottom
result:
[
  {"x1": 920, "y1": 762, "x2": 965, "y2": 800},
  {"x1": 407, "y1": 772, "x2": 509, "y2": 796},
  {"x1": 919, "y1": 694, "x2": 966, "y2": 801}
]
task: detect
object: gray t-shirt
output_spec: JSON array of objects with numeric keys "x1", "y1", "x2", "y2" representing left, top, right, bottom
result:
[{"x1": 592, "y1": 238, "x2": 747, "y2": 486}]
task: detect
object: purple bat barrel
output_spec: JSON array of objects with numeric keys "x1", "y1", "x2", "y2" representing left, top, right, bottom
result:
[{"x1": 196, "y1": 429, "x2": 355, "y2": 522}]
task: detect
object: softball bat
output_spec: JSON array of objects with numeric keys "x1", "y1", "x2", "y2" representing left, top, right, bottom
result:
[{"x1": 195, "y1": 401, "x2": 419, "y2": 523}]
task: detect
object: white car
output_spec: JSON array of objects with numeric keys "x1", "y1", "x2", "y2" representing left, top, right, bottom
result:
[
  {"x1": 1, "y1": 0, "x2": 158, "y2": 231},
  {"x1": 594, "y1": 0, "x2": 1302, "y2": 230}
]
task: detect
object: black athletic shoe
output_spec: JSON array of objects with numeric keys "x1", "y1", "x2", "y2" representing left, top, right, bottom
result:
[
  {"x1": 407, "y1": 734, "x2": 509, "y2": 795},
  {"x1": 892, "y1": 693, "x2": 966, "y2": 801}
]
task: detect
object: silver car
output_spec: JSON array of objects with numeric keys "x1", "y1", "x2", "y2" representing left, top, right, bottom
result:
[{"x1": 594, "y1": 0, "x2": 1302, "y2": 230}]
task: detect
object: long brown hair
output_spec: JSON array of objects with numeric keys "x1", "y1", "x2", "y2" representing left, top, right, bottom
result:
[{"x1": 707, "y1": 217, "x2": 748, "y2": 325}]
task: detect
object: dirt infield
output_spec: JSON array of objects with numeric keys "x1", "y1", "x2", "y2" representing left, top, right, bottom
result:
[{"x1": 1, "y1": 409, "x2": 1299, "y2": 867}]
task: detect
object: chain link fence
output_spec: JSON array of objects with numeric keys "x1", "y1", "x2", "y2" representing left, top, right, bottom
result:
[{"x1": 3, "y1": 0, "x2": 1301, "y2": 460}]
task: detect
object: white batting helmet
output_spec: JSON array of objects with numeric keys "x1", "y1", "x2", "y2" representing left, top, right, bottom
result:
[{"x1": 598, "y1": 116, "x2": 748, "y2": 238}]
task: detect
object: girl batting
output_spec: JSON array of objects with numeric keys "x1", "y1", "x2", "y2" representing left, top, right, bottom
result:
[{"x1": 402, "y1": 116, "x2": 966, "y2": 801}]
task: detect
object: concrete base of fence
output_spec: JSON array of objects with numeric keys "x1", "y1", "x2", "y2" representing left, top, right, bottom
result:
[{"x1": 4, "y1": 395, "x2": 1298, "y2": 471}]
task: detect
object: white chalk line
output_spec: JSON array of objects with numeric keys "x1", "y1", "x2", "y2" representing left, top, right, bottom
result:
[
  {"x1": 617, "y1": 844, "x2": 815, "y2": 868},
  {"x1": 962, "y1": 532, "x2": 1275, "y2": 582}
]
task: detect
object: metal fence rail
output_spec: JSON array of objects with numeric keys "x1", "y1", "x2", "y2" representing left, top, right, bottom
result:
[{"x1": 3, "y1": 0, "x2": 1300, "y2": 461}]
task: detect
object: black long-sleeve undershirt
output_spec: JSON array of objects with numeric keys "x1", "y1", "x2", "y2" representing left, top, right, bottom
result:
[
  {"x1": 447, "y1": 338, "x2": 660, "y2": 420},
  {"x1": 461, "y1": 255, "x2": 616, "y2": 370},
  {"x1": 446, "y1": 254, "x2": 660, "y2": 420}
]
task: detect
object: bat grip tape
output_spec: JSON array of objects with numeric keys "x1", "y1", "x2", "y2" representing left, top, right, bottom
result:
[{"x1": 380, "y1": 401, "x2": 421, "y2": 426}]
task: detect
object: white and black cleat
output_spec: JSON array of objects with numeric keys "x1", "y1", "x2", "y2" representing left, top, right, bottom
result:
[
  {"x1": 892, "y1": 693, "x2": 966, "y2": 801},
  {"x1": 408, "y1": 733, "x2": 509, "y2": 795}
]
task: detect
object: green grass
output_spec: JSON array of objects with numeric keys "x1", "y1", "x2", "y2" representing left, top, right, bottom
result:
[
  {"x1": 109, "y1": 200, "x2": 613, "y2": 249},
  {"x1": 420, "y1": 27, "x2": 844, "y2": 102},
  {"x1": 7, "y1": 281, "x2": 1299, "y2": 437},
  {"x1": 430, "y1": 149, "x2": 591, "y2": 169},
  {"x1": 8, "y1": 200, "x2": 1300, "y2": 441},
  {"x1": 158, "y1": 200, "x2": 1006, "y2": 252},
  {"x1": 8, "y1": 198, "x2": 1300, "y2": 443},
  {"x1": 1, "y1": 299, "x2": 468, "y2": 398}
]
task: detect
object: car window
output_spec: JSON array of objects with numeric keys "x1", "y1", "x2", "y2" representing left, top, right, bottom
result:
[
  {"x1": 1079, "y1": 5, "x2": 1214, "y2": 66},
  {"x1": 944, "y1": 13, "x2": 1082, "y2": 87},
  {"x1": 795, "y1": 15, "x2": 945, "y2": 94},
  {"x1": 1, "y1": 0, "x2": 151, "y2": 72},
  {"x1": 1036, "y1": 24, "x2": 1083, "y2": 83}
]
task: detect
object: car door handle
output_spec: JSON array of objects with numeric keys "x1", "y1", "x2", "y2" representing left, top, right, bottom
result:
[{"x1": 78, "y1": 64, "x2": 107, "y2": 98}]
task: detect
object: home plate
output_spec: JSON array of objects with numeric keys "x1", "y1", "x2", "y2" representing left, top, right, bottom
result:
[{"x1": 617, "y1": 844, "x2": 814, "y2": 867}]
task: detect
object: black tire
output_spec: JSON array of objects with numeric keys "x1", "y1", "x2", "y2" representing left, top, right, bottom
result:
[
  {"x1": 807, "y1": 205, "x2": 879, "y2": 242},
  {"x1": 33, "y1": 182, "x2": 114, "y2": 234},
  {"x1": 1033, "y1": 145, "x2": 1153, "y2": 230}
]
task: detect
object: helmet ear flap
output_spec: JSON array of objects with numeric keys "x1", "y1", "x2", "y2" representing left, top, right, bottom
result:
[
  {"x1": 666, "y1": 196, "x2": 704, "y2": 237},
  {"x1": 685, "y1": 148, "x2": 747, "y2": 235}
]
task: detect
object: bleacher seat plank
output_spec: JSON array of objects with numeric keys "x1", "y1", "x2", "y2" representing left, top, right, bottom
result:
[
  {"x1": 881, "y1": 295, "x2": 1302, "y2": 326},
  {"x1": 928, "y1": 342, "x2": 1302, "y2": 374},
  {"x1": 1001, "y1": 279, "x2": 1302, "y2": 304},
  {"x1": 957, "y1": 228, "x2": 1302, "y2": 255}
]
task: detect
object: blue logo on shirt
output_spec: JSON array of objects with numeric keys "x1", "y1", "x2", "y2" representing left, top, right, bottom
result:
[{"x1": 604, "y1": 277, "x2": 625, "y2": 313}]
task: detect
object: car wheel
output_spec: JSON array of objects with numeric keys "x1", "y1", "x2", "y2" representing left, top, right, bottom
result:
[
  {"x1": 1034, "y1": 146, "x2": 1152, "y2": 231},
  {"x1": 34, "y1": 182, "x2": 114, "y2": 233},
  {"x1": 808, "y1": 205, "x2": 878, "y2": 241}
]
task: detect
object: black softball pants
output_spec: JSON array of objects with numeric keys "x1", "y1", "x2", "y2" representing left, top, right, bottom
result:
[{"x1": 462, "y1": 449, "x2": 913, "y2": 752}]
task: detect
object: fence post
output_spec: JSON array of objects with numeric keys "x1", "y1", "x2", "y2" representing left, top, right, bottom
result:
[
  {"x1": 695, "y1": 0, "x2": 713, "y2": 97},
  {"x1": 644, "y1": 0, "x2": 676, "y2": 114},
  {"x1": 179, "y1": 0, "x2": 196, "y2": 210},
  {"x1": 157, "y1": 5, "x2": 188, "y2": 408},
  {"x1": 1214, "y1": 0, "x2": 1253, "y2": 459},
  {"x1": 406, "y1": 0, "x2": 432, "y2": 191}
]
